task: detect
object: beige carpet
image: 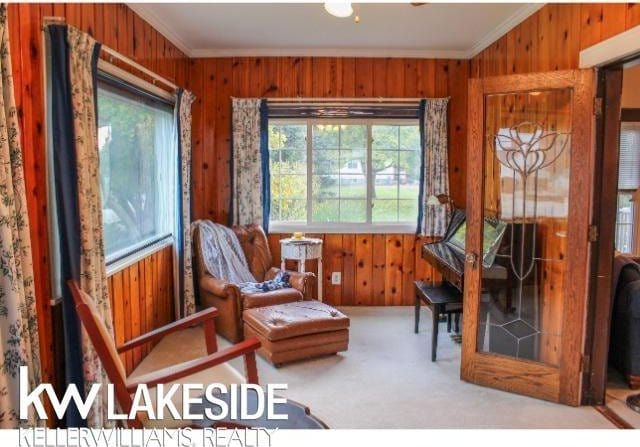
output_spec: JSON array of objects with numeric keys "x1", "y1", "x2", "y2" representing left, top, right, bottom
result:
[{"x1": 132, "y1": 306, "x2": 616, "y2": 428}]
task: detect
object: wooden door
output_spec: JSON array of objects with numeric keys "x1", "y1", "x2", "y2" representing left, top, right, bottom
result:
[{"x1": 462, "y1": 70, "x2": 595, "y2": 405}]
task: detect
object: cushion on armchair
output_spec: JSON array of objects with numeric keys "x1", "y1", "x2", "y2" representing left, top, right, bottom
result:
[{"x1": 242, "y1": 288, "x2": 303, "y2": 309}]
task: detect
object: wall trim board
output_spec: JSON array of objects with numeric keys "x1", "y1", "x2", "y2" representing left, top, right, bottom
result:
[
  {"x1": 190, "y1": 47, "x2": 470, "y2": 59},
  {"x1": 580, "y1": 25, "x2": 640, "y2": 68}
]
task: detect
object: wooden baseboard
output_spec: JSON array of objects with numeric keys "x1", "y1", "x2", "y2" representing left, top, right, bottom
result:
[
  {"x1": 628, "y1": 374, "x2": 640, "y2": 390},
  {"x1": 594, "y1": 405, "x2": 634, "y2": 429}
]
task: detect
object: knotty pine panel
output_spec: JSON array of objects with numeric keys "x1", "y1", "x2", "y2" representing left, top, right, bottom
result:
[
  {"x1": 268, "y1": 233, "x2": 441, "y2": 306},
  {"x1": 8, "y1": 3, "x2": 189, "y2": 398},
  {"x1": 107, "y1": 245, "x2": 175, "y2": 375},
  {"x1": 472, "y1": 3, "x2": 640, "y2": 78}
]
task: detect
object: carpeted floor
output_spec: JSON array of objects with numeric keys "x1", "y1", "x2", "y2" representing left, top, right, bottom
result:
[{"x1": 132, "y1": 306, "x2": 618, "y2": 428}]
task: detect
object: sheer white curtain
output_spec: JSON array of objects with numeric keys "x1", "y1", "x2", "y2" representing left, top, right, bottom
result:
[{"x1": 155, "y1": 106, "x2": 178, "y2": 240}]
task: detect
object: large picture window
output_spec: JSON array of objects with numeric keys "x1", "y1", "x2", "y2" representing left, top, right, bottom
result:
[
  {"x1": 97, "y1": 76, "x2": 177, "y2": 263},
  {"x1": 269, "y1": 119, "x2": 421, "y2": 232}
]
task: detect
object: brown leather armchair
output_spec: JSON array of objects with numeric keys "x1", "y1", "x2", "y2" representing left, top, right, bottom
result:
[{"x1": 193, "y1": 223, "x2": 315, "y2": 342}]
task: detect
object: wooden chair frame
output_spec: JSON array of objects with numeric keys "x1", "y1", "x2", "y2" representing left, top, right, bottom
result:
[{"x1": 68, "y1": 280, "x2": 261, "y2": 428}]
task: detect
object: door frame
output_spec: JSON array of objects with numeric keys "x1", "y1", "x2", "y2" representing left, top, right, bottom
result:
[
  {"x1": 583, "y1": 53, "x2": 640, "y2": 405},
  {"x1": 462, "y1": 70, "x2": 595, "y2": 406}
]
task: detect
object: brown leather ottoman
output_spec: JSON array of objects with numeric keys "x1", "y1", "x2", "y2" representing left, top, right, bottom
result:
[{"x1": 242, "y1": 301, "x2": 349, "y2": 366}]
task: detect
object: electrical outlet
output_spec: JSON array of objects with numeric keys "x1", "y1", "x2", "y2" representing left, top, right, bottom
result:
[{"x1": 331, "y1": 272, "x2": 341, "y2": 285}]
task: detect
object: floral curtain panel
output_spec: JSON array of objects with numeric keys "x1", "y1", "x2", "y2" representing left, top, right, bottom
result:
[
  {"x1": 49, "y1": 24, "x2": 114, "y2": 428},
  {"x1": 419, "y1": 98, "x2": 451, "y2": 237},
  {"x1": 177, "y1": 90, "x2": 196, "y2": 317},
  {"x1": 0, "y1": 4, "x2": 42, "y2": 428},
  {"x1": 231, "y1": 98, "x2": 270, "y2": 231},
  {"x1": 67, "y1": 26, "x2": 115, "y2": 428}
]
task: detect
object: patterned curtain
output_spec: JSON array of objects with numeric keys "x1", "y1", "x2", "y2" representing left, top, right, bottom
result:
[
  {"x1": 231, "y1": 98, "x2": 270, "y2": 231},
  {"x1": 419, "y1": 98, "x2": 451, "y2": 237},
  {"x1": 49, "y1": 24, "x2": 114, "y2": 428},
  {"x1": 0, "y1": 4, "x2": 42, "y2": 428},
  {"x1": 177, "y1": 90, "x2": 196, "y2": 317},
  {"x1": 67, "y1": 26, "x2": 115, "y2": 428}
]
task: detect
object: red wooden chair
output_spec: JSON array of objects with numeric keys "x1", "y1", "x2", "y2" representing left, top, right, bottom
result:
[{"x1": 68, "y1": 280, "x2": 261, "y2": 428}]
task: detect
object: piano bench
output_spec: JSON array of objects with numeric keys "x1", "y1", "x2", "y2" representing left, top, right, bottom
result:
[{"x1": 414, "y1": 281, "x2": 463, "y2": 362}]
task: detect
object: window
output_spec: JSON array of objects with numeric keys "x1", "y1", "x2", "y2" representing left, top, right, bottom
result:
[
  {"x1": 269, "y1": 120, "x2": 421, "y2": 232},
  {"x1": 616, "y1": 120, "x2": 640, "y2": 253},
  {"x1": 45, "y1": 39, "x2": 178, "y2": 300},
  {"x1": 97, "y1": 76, "x2": 177, "y2": 263}
]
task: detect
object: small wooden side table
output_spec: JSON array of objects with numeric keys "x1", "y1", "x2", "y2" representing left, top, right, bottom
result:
[{"x1": 280, "y1": 237, "x2": 323, "y2": 301}]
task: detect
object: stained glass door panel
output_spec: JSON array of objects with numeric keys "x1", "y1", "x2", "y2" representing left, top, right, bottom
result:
[
  {"x1": 462, "y1": 71, "x2": 594, "y2": 405},
  {"x1": 478, "y1": 89, "x2": 572, "y2": 366}
]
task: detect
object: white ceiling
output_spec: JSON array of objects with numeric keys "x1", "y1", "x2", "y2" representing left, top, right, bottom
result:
[{"x1": 128, "y1": 3, "x2": 543, "y2": 59}]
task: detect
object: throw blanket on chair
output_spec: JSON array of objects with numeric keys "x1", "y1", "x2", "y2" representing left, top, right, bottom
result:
[{"x1": 195, "y1": 220, "x2": 291, "y2": 293}]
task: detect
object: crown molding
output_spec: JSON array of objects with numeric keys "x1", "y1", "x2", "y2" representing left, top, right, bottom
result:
[
  {"x1": 127, "y1": 3, "x2": 193, "y2": 57},
  {"x1": 128, "y1": 2, "x2": 544, "y2": 61},
  {"x1": 190, "y1": 47, "x2": 470, "y2": 59},
  {"x1": 466, "y1": 3, "x2": 545, "y2": 59}
]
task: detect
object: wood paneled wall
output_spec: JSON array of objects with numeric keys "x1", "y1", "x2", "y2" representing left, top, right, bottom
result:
[
  {"x1": 7, "y1": 3, "x2": 188, "y2": 391},
  {"x1": 188, "y1": 56, "x2": 468, "y2": 305},
  {"x1": 267, "y1": 233, "x2": 441, "y2": 307},
  {"x1": 107, "y1": 246, "x2": 175, "y2": 375},
  {"x1": 471, "y1": 3, "x2": 640, "y2": 78}
]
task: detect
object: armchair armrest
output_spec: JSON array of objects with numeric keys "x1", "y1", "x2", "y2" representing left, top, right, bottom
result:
[
  {"x1": 287, "y1": 271, "x2": 315, "y2": 299},
  {"x1": 125, "y1": 337, "x2": 261, "y2": 391},
  {"x1": 200, "y1": 275, "x2": 241, "y2": 297},
  {"x1": 265, "y1": 267, "x2": 315, "y2": 299},
  {"x1": 118, "y1": 307, "x2": 219, "y2": 353}
]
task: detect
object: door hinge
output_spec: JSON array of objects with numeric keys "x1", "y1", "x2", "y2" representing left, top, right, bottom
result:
[
  {"x1": 588, "y1": 224, "x2": 599, "y2": 242},
  {"x1": 594, "y1": 97, "x2": 603, "y2": 117},
  {"x1": 581, "y1": 354, "x2": 591, "y2": 372}
]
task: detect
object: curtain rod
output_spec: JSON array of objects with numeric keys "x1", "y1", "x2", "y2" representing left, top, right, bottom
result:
[{"x1": 42, "y1": 16, "x2": 179, "y2": 92}]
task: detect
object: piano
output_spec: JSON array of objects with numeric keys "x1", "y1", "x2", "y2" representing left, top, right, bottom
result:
[
  {"x1": 421, "y1": 208, "x2": 468, "y2": 291},
  {"x1": 422, "y1": 209, "x2": 522, "y2": 311}
]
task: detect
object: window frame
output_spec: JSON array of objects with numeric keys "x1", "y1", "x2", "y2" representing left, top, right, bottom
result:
[
  {"x1": 269, "y1": 117, "x2": 421, "y2": 234},
  {"x1": 95, "y1": 72, "x2": 178, "y2": 275},
  {"x1": 96, "y1": 72, "x2": 177, "y2": 273}
]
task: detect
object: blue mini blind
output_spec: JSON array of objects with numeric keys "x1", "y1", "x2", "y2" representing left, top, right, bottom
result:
[{"x1": 267, "y1": 101, "x2": 421, "y2": 119}]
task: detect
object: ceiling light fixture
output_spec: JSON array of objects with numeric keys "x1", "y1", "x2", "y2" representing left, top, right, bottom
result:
[{"x1": 324, "y1": 1, "x2": 353, "y2": 18}]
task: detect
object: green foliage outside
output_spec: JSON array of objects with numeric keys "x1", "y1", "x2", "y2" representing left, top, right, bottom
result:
[
  {"x1": 98, "y1": 86, "x2": 168, "y2": 255},
  {"x1": 269, "y1": 122, "x2": 421, "y2": 224}
]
